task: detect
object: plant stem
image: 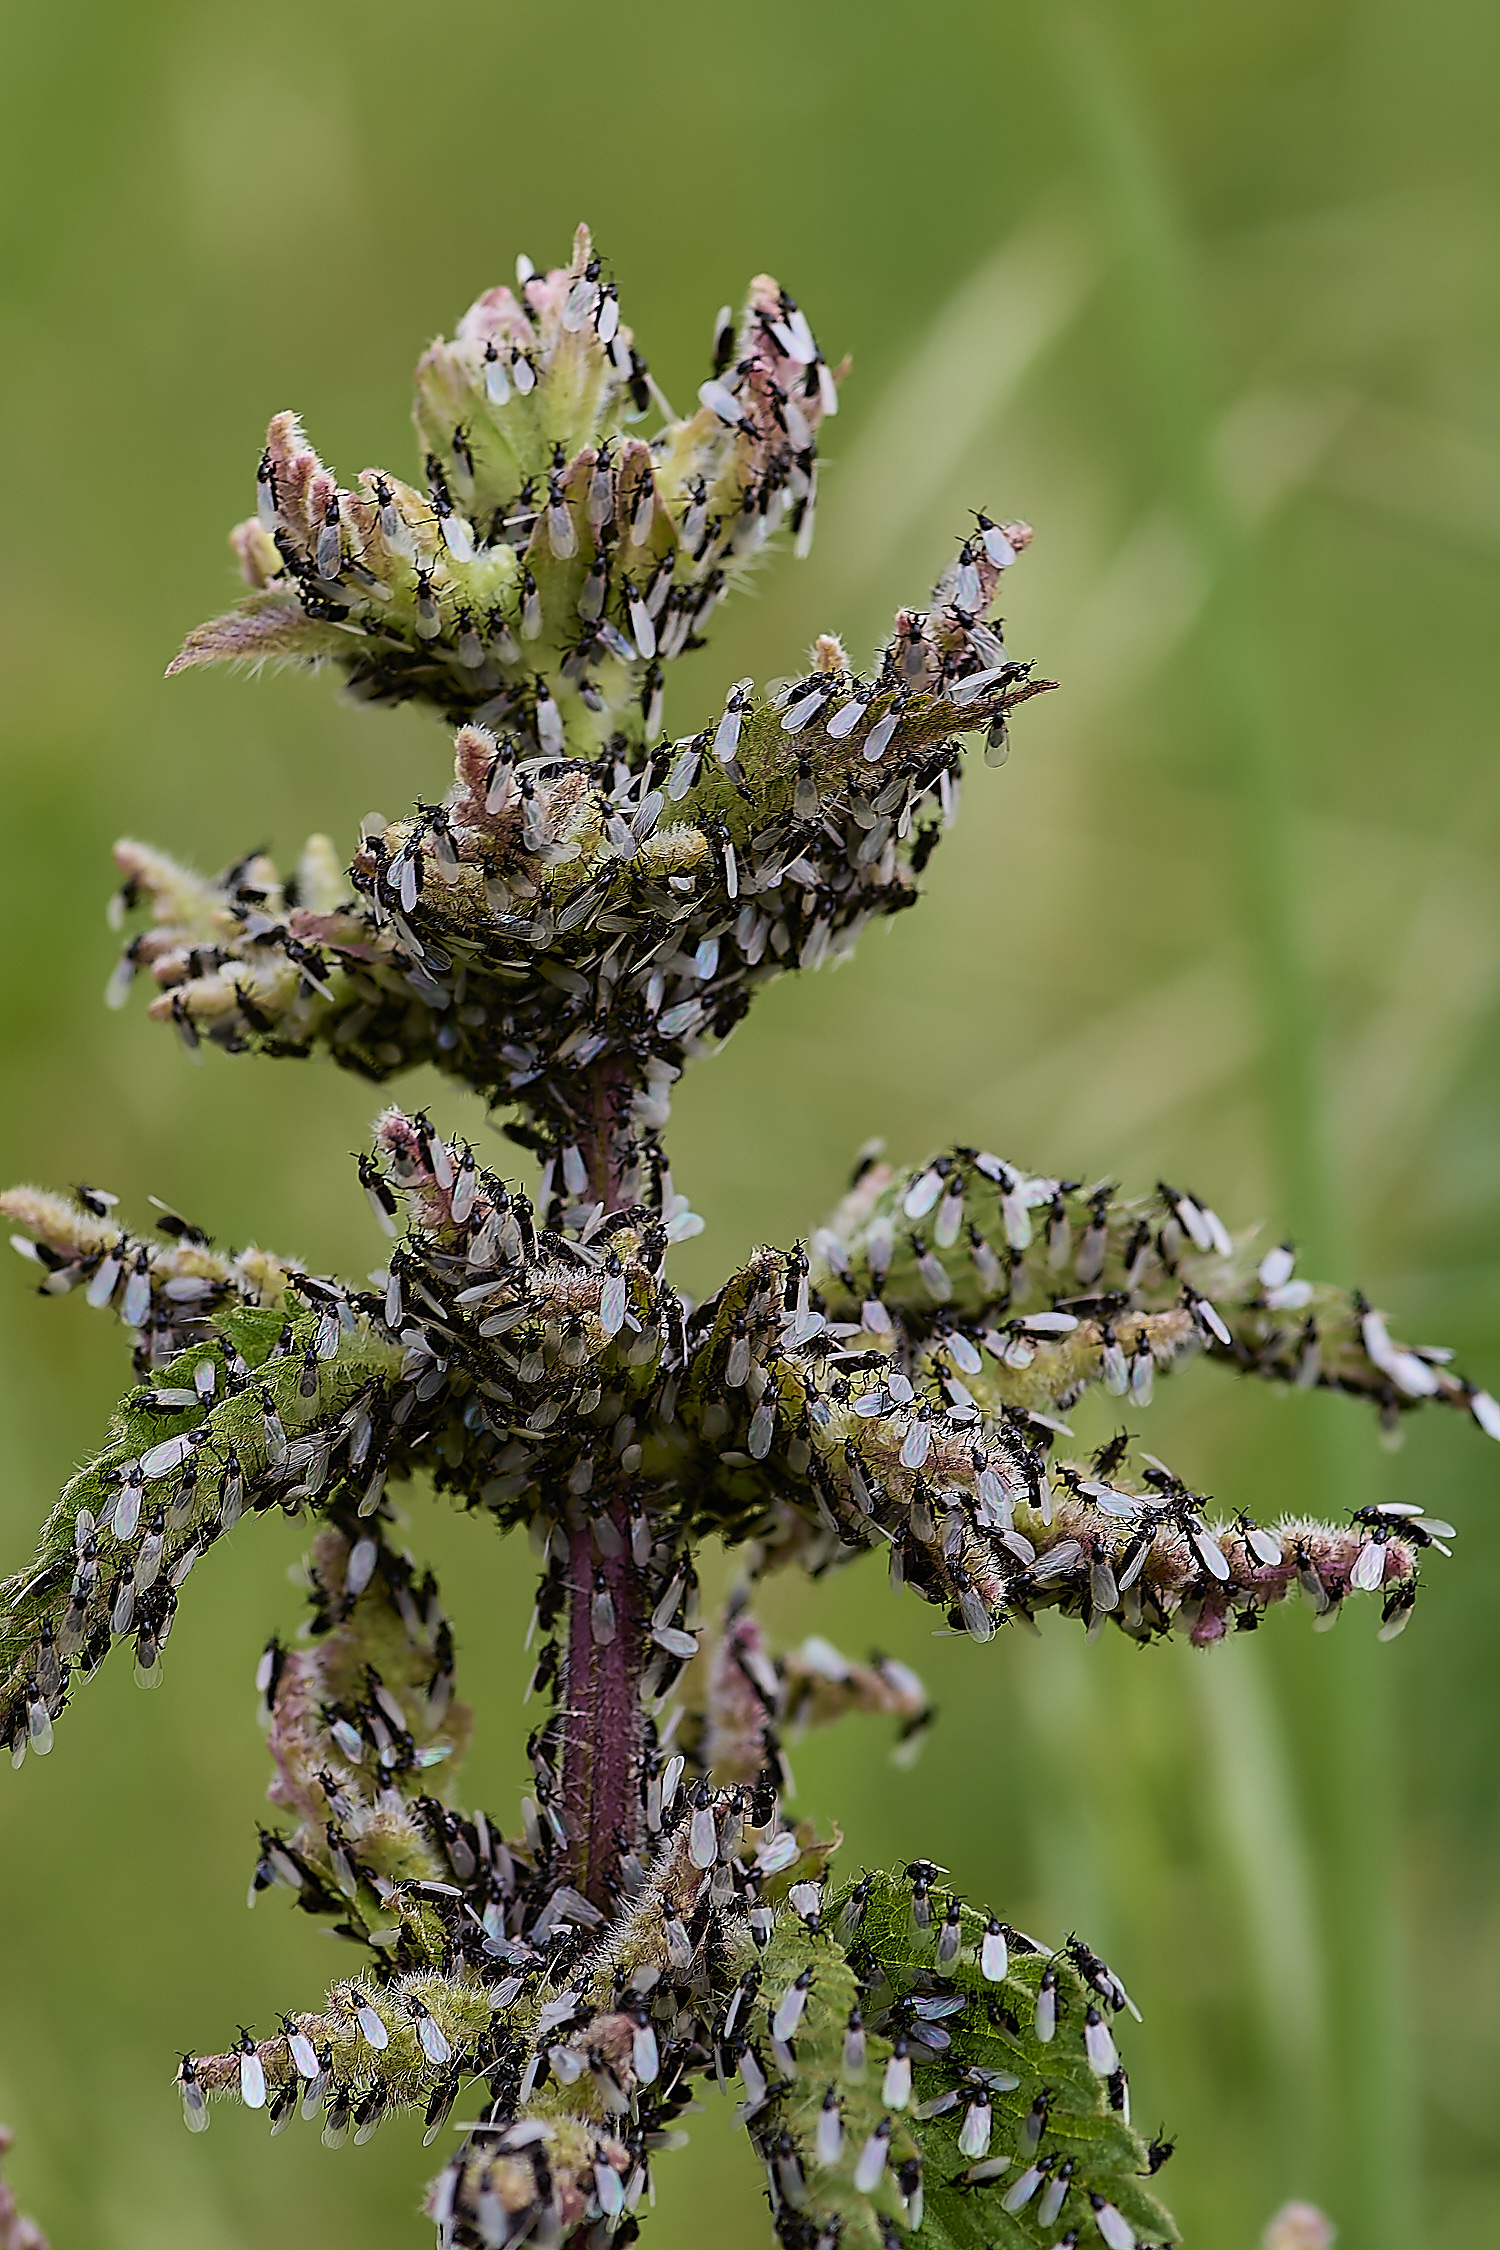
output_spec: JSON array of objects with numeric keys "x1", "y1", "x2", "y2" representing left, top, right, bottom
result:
[
  {"x1": 558, "y1": 1064, "x2": 651, "y2": 1912},
  {"x1": 560, "y1": 1504, "x2": 646, "y2": 1910}
]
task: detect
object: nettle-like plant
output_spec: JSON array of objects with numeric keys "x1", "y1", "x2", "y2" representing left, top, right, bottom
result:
[{"x1": 3, "y1": 226, "x2": 1497, "y2": 2250}]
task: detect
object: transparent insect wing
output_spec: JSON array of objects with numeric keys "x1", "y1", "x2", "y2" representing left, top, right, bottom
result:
[
  {"x1": 1192, "y1": 1527, "x2": 1231, "y2": 1582},
  {"x1": 903, "y1": 1169, "x2": 943, "y2": 1220},
  {"x1": 633, "y1": 2021, "x2": 659, "y2": 2083},
  {"x1": 1093, "y1": 2199, "x2": 1138, "y2": 2250},
  {"x1": 1085, "y1": 2008, "x2": 1119, "y2": 2075},
  {"x1": 356, "y1": 2001, "x2": 388, "y2": 2048},
  {"x1": 863, "y1": 711, "x2": 899, "y2": 761},
  {"x1": 690, "y1": 1797, "x2": 718, "y2": 1868},
  {"x1": 600, "y1": 1272, "x2": 628, "y2": 1336},
  {"x1": 958, "y1": 2098, "x2": 992, "y2": 2158},
  {"x1": 1004, "y1": 2164, "x2": 1045, "y2": 2213},
  {"x1": 1038, "y1": 2168, "x2": 1072, "y2": 2227},
  {"x1": 1351, "y1": 1537, "x2": 1386, "y2": 1592},
  {"x1": 772, "y1": 1973, "x2": 812, "y2": 2040},
  {"x1": 853, "y1": 2125, "x2": 890, "y2": 2193},
  {"x1": 1471, "y1": 1388, "x2": 1500, "y2": 1440},
  {"x1": 882, "y1": 2046, "x2": 912, "y2": 2108}
]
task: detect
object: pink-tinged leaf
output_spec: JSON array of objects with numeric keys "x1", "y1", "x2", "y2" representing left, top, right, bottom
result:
[{"x1": 166, "y1": 594, "x2": 344, "y2": 677}]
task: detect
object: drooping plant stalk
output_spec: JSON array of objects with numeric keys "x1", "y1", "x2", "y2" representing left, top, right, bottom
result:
[{"x1": 1, "y1": 224, "x2": 1494, "y2": 2250}]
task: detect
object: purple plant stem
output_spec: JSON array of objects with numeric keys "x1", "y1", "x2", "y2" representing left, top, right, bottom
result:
[
  {"x1": 559, "y1": 1064, "x2": 648, "y2": 1910},
  {"x1": 561, "y1": 1509, "x2": 645, "y2": 1909}
]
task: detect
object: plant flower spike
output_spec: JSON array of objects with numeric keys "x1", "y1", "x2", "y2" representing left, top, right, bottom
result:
[{"x1": 3, "y1": 225, "x2": 1496, "y2": 2250}]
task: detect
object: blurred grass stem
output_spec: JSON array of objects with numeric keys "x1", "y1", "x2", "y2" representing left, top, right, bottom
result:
[{"x1": 1050, "y1": 9, "x2": 1412, "y2": 2245}]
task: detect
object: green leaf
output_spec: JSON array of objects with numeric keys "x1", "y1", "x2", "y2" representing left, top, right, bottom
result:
[
  {"x1": 0, "y1": 1301, "x2": 404, "y2": 1761},
  {"x1": 825, "y1": 1869, "x2": 1178, "y2": 2250}
]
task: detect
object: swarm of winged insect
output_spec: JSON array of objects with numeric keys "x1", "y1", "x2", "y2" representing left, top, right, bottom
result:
[{"x1": 3, "y1": 222, "x2": 1497, "y2": 2250}]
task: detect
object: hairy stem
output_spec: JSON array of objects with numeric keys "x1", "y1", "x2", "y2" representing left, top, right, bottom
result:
[
  {"x1": 559, "y1": 1063, "x2": 651, "y2": 1911},
  {"x1": 561, "y1": 1504, "x2": 647, "y2": 1909}
]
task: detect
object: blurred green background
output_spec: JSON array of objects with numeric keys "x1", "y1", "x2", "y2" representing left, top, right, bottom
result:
[{"x1": 2, "y1": 2, "x2": 1498, "y2": 2245}]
